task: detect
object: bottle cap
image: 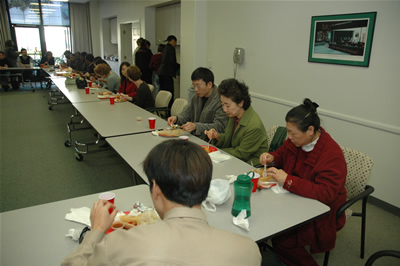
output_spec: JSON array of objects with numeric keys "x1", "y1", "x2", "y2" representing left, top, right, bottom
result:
[{"x1": 236, "y1": 174, "x2": 251, "y2": 184}]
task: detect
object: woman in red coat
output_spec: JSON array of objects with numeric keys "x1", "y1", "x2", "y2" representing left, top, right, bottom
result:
[
  {"x1": 260, "y1": 98, "x2": 347, "y2": 266},
  {"x1": 118, "y1": 62, "x2": 137, "y2": 101}
]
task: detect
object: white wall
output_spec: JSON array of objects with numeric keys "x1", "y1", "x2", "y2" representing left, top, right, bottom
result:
[
  {"x1": 90, "y1": 0, "x2": 400, "y2": 208},
  {"x1": 194, "y1": 1, "x2": 400, "y2": 208}
]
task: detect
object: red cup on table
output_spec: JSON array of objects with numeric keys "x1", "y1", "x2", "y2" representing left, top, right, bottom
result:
[
  {"x1": 72, "y1": 73, "x2": 76, "y2": 78},
  {"x1": 110, "y1": 96, "x2": 115, "y2": 105},
  {"x1": 88, "y1": 81, "x2": 93, "y2": 87},
  {"x1": 40, "y1": 64, "x2": 44, "y2": 68},
  {"x1": 99, "y1": 192, "x2": 115, "y2": 214},
  {"x1": 85, "y1": 87, "x2": 89, "y2": 94},
  {"x1": 148, "y1": 117, "x2": 156, "y2": 129},
  {"x1": 250, "y1": 173, "x2": 260, "y2": 193}
]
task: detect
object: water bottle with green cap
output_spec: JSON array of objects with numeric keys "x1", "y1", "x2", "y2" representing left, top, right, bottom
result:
[{"x1": 231, "y1": 171, "x2": 254, "y2": 218}]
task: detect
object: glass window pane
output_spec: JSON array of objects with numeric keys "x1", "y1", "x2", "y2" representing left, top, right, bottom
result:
[
  {"x1": 8, "y1": 0, "x2": 40, "y2": 25},
  {"x1": 42, "y1": 1, "x2": 70, "y2": 26},
  {"x1": 44, "y1": 26, "x2": 71, "y2": 59},
  {"x1": 15, "y1": 27, "x2": 42, "y2": 60}
]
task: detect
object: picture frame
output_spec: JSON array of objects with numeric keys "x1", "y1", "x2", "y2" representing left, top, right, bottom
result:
[{"x1": 308, "y1": 12, "x2": 377, "y2": 67}]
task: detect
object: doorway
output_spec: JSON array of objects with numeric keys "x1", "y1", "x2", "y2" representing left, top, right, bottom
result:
[{"x1": 120, "y1": 21, "x2": 140, "y2": 64}]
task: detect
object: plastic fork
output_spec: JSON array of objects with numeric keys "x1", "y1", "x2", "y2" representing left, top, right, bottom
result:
[{"x1": 262, "y1": 156, "x2": 267, "y2": 177}]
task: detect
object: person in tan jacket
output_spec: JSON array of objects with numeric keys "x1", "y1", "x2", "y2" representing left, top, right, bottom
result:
[{"x1": 62, "y1": 139, "x2": 261, "y2": 266}]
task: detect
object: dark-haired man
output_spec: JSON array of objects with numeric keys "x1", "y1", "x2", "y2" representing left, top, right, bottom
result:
[
  {"x1": 62, "y1": 140, "x2": 261, "y2": 265},
  {"x1": 167, "y1": 67, "x2": 228, "y2": 140}
]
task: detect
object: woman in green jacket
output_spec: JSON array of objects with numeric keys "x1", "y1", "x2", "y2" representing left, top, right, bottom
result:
[{"x1": 204, "y1": 79, "x2": 268, "y2": 165}]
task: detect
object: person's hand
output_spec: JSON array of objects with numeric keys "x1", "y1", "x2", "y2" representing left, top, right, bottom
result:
[
  {"x1": 181, "y1": 122, "x2": 196, "y2": 133},
  {"x1": 266, "y1": 167, "x2": 287, "y2": 185},
  {"x1": 98, "y1": 78, "x2": 107, "y2": 84},
  {"x1": 90, "y1": 200, "x2": 118, "y2": 233},
  {"x1": 260, "y1": 153, "x2": 274, "y2": 165},
  {"x1": 204, "y1": 128, "x2": 220, "y2": 141},
  {"x1": 167, "y1": 116, "x2": 177, "y2": 126}
]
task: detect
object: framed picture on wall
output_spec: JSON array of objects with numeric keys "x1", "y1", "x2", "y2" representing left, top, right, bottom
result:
[{"x1": 308, "y1": 12, "x2": 377, "y2": 67}]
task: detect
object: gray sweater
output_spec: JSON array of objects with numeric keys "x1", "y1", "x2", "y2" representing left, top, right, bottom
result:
[
  {"x1": 177, "y1": 85, "x2": 228, "y2": 140},
  {"x1": 102, "y1": 71, "x2": 120, "y2": 92}
]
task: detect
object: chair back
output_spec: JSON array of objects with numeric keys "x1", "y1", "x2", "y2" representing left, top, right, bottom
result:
[
  {"x1": 266, "y1": 125, "x2": 288, "y2": 152},
  {"x1": 341, "y1": 146, "x2": 374, "y2": 199},
  {"x1": 171, "y1": 98, "x2": 188, "y2": 116},
  {"x1": 148, "y1": 84, "x2": 154, "y2": 93},
  {"x1": 155, "y1": 91, "x2": 172, "y2": 108}
]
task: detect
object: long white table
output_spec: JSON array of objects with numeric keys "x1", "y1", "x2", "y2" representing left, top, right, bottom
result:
[
  {"x1": 0, "y1": 183, "x2": 329, "y2": 265},
  {"x1": 73, "y1": 101, "x2": 168, "y2": 138},
  {"x1": 106, "y1": 133, "x2": 254, "y2": 184},
  {"x1": 0, "y1": 185, "x2": 153, "y2": 266},
  {"x1": 106, "y1": 133, "x2": 330, "y2": 241}
]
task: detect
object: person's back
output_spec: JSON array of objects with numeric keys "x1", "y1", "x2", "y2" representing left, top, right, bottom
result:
[{"x1": 85, "y1": 207, "x2": 260, "y2": 265}]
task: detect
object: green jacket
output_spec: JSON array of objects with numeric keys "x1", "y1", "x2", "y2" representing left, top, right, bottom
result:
[{"x1": 216, "y1": 106, "x2": 268, "y2": 165}]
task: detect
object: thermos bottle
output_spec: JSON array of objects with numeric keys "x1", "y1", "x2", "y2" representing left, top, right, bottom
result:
[{"x1": 231, "y1": 172, "x2": 254, "y2": 217}]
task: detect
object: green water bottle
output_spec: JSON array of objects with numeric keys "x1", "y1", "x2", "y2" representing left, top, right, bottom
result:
[{"x1": 231, "y1": 172, "x2": 254, "y2": 218}]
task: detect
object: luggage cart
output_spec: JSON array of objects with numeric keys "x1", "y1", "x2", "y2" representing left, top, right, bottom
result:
[
  {"x1": 74, "y1": 133, "x2": 109, "y2": 161},
  {"x1": 65, "y1": 109, "x2": 92, "y2": 147}
]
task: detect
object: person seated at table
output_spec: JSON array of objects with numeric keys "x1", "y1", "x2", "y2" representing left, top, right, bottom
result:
[
  {"x1": 40, "y1": 51, "x2": 55, "y2": 67},
  {"x1": 76, "y1": 52, "x2": 87, "y2": 72},
  {"x1": 125, "y1": 65, "x2": 154, "y2": 109},
  {"x1": 83, "y1": 54, "x2": 95, "y2": 76},
  {"x1": 60, "y1": 62, "x2": 72, "y2": 72},
  {"x1": 168, "y1": 67, "x2": 228, "y2": 141},
  {"x1": 17, "y1": 48, "x2": 34, "y2": 84},
  {"x1": 118, "y1": 62, "x2": 137, "y2": 101},
  {"x1": 0, "y1": 51, "x2": 12, "y2": 91},
  {"x1": 69, "y1": 52, "x2": 80, "y2": 70},
  {"x1": 17, "y1": 48, "x2": 32, "y2": 66},
  {"x1": 204, "y1": 78, "x2": 268, "y2": 165},
  {"x1": 259, "y1": 98, "x2": 347, "y2": 266},
  {"x1": 61, "y1": 139, "x2": 261, "y2": 265},
  {"x1": 94, "y1": 63, "x2": 120, "y2": 93}
]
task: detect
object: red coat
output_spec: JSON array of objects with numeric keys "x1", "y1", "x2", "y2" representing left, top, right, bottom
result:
[
  {"x1": 118, "y1": 79, "x2": 137, "y2": 98},
  {"x1": 270, "y1": 127, "x2": 347, "y2": 253}
]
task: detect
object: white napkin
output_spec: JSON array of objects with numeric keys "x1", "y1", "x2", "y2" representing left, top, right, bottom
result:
[
  {"x1": 151, "y1": 130, "x2": 159, "y2": 136},
  {"x1": 65, "y1": 207, "x2": 91, "y2": 227},
  {"x1": 225, "y1": 174, "x2": 237, "y2": 184},
  {"x1": 271, "y1": 184, "x2": 290, "y2": 194},
  {"x1": 209, "y1": 151, "x2": 232, "y2": 163},
  {"x1": 65, "y1": 228, "x2": 81, "y2": 241},
  {"x1": 232, "y1": 209, "x2": 249, "y2": 231}
]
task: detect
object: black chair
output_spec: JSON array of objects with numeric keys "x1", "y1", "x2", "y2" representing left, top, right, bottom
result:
[
  {"x1": 323, "y1": 147, "x2": 374, "y2": 266},
  {"x1": 365, "y1": 250, "x2": 400, "y2": 266}
]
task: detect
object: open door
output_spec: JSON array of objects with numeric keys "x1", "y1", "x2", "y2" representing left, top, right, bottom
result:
[{"x1": 120, "y1": 22, "x2": 140, "y2": 64}]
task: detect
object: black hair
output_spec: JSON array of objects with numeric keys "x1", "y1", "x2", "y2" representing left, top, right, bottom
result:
[
  {"x1": 94, "y1": 58, "x2": 106, "y2": 65},
  {"x1": 85, "y1": 54, "x2": 94, "y2": 62},
  {"x1": 218, "y1": 78, "x2": 251, "y2": 110},
  {"x1": 20, "y1": 48, "x2": 27, "y2": 52},
  {"x1": 80, "y1": 52, "x2": 87, "y2": 58},
  {"x1": 157, "y1": 44, "x2": 165, "y2": 53},
  {"x1": 191, "y1": 67, "x2": 214, "y2": 86},
  {"x1": 165, "y1": 35, "x2": 177, "y2": 42},
  {"x1": 142, "y1": 140, "x2": 212, "y2": 208},
  {"x1": 119, "y1": 61, "x2": 130, "y2": 83},
  {"x1": 5, "y1": 40, "x2": 13, "y2": 47},
  {"x1": 286, "y1": 98, "x2": 320, "y2": 132}
]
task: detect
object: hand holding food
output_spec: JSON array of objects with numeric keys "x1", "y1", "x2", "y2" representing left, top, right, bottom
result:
[
  {"x1": 181, "y1": 122, "x2": 196, "y2": 133},
  {"x1": 259, "y1": 152, "x2": 274, "y2": 165},
  {"x1": 167, "y1": 116, "x2": 177, "y2": 127},
  {"x1": 266, "y1": 167, "x2": 288, "y2": 185},
  {"x1": 204, "y1": 128, "x2": 220, "y2": 141}
]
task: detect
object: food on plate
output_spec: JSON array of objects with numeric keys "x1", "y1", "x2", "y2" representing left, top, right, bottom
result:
[
  {"x1": 119, "y1": 209, "x2": 160, "y2": 227},
  {"x1": 111, "y1": 221, "x2": 125, "y2": 230},
  {"x1": 98, "y1": 92, "x2": 113, "y2": 95},
  {"x1": 203, "y1": 146, "x2": 210, "y2": 153},
  {"x1": 157, "y1": 129, "x2": 185, "y2": 137},
  {"x1": 200, "y1": 145, "x2": 217, "y2": 153}
]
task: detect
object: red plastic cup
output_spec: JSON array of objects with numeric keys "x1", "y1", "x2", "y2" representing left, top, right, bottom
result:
[
  {"x1": 148, "y1": 117, "x2": 156, "y2": 129},
  {"x1": 85, "y1": 87, "x2": 89, "y2": 94},
  {"x1": 40, "y1": 64, "x2": 44, "y2": 68},
  {"x1": 99, "y1": 192, "x2": 115, "y2": 214},
  {"x1": 72, "y1": 73, "x2": 76, "y2": 78},
  {"x1": 110, "y1": 96, "x2": 115, "y2": 105},
  {"x1": 88, "y1": 81, "x2": 93, "y2": 87},
  {"x1": 250, "y1": 173, "x2": 260, "y2": 193}
]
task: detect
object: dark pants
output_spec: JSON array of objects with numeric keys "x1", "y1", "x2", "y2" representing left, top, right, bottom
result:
[
  {"x1": 272, "y1": 229, "x2": 319, "y2": 266},
  {"x1": 159, "y1": 75, "x2": 174, "y2": 108}
]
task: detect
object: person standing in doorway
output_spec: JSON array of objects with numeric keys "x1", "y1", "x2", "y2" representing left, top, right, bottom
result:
[{"x1": 158, "y1": 35, "x2": 179, "y2": 107}]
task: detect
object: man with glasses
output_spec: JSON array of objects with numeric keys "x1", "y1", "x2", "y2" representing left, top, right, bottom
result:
[{"x1": 167, "y1": 67, "x2": 228, "y2": 140}]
